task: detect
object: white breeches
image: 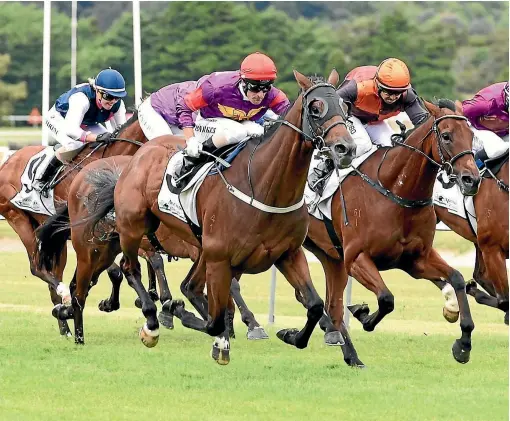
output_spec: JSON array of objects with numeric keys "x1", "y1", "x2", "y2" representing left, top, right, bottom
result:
[
  {"x1": 138, "y1": 96, "x2": 183, "y2": 140},
  {"x1": 45, "y1": 106, "x2": 108, "y2": 153},
  {"x1": 193, "y1": 114, "x2": 264, "y2": 148},
  {"x1": 471, "y1": 127, "x2": 509, "y2": 159},
  {"x1": 347, "y1": 116, "x2": 395, "y2": 157}
]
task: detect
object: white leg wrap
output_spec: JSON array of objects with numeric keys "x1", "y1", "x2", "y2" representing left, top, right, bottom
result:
[
  {"x1": 442, "y1": 284, "x2": 459, "y2": 312},
  {"x1": 213, "y1": 336, "x2": 230, "y2": 350},
  {"x1": 56, "y1": 283, "x2": 72, "y2": 305},
  {"x1": 142, "y1": 323, "x2": 160, "y2": 337}
]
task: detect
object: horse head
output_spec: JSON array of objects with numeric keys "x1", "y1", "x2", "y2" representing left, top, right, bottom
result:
[
  {"x1": 426, "y1": 101, "x2": 480, "y2": 196},
  {"x1": 293, "y1": 69, "x2": 356, "y2": 169}
]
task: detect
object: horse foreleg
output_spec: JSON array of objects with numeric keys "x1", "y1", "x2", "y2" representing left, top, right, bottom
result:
[
  {"x1": 275, "y1": 248, "x2": 323, "y2": 350},
  {"x1": 230, "y1": 277, "x2": 268, "y2": 340},
  {"x1": 144, "y1": 251, "x2": 174, "y2": 329},
  {"x1": 347, "y1": 252, "x2": 395, "y2": 332},
  {"x1": 479, "y1": 245, "x2": 509, "y2": 315},
  {"x1": 98, "y1": 263, "x2": 123, "y2": 313},
  {"x1": 410, "y1": 248, "x2": 474, "y2": 364}
]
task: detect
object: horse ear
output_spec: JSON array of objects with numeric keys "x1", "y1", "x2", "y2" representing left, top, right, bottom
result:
[
  {"x1": 455, "y1": 100, "x2": 464, "y2": 115},
  {"x1": 294, "y1": 70, "x2": 312, "y2": 91},
  {"x1": 327, "y1": 69, "x2": 339, "y2": 87}
]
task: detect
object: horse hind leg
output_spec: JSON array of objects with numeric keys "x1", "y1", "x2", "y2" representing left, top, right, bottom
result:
[
  {"x1": 48, "y1": 285, "x2": 72, "y2": 337},
  {"x1": 347, "y1": 253, "x2": 395, "y2": 332},
  {"x1": 98, "y1": 263, "x2": 123, "y2": 313},
  {"x1": 144, "y1": 251, "x2": 174, "y2": 329},
  {"x1": 230, "y1": 277, "x2": 268, "y2": 340}
]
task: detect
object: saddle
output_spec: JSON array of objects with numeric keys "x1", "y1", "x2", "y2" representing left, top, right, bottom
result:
[
  {"x1": 166, "y1": 141, "x2": 248, "y2": 195},
  {"x1": 482, "y1": 153, "x2": 508, "y2": 179}
]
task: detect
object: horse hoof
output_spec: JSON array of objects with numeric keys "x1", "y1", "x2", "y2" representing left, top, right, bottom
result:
[
  {"x1": 169, "y1": 299, "x2": 185, "y2": 317},
  {"x1": 443, "y1": 307, "x2": 459, "y2": 323},
  {"x1": 139, "y1": 324, "x2": 159, "y2": 348},
  {"x1": 158, "y1": 310, "x2": 174, "y2": 330},
  {"x1": 324, "y1": 331, "x2": 345, "y2": 346},
  {"x1": 348, "y1": 303, "x2": 370, "y2": 322},
  {"x1": 98, "y1": 299, "x2": 120, "y2": 313},
  {"x1": 345, "y1": 357, "x2": 366, "y2": 368},
  {"x1": 211, "y1": 338, "x2": 230, "y2": 365},
  {"x1": 134, "y1": 297, "x2": 142, "y2": 309},
  {"x1": 276, "y1": 328, "x2": 299, "y2": 346},
  {"x1": 452, "y1": 339, "x2": 470, "y2": 364},
  {"x1": 247, "y1": 326, "x2": 269, "y2": 340}
]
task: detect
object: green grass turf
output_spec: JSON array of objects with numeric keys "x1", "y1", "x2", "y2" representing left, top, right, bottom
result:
[{"x1": 0, "y1": 246, "x2": 507, "y2": 421}]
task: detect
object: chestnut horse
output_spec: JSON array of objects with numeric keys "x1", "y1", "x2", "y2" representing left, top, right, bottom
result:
[
  {"x1": 0, "y1": 112, "x2": 147, "y2": 335},
  {"x1": 304, "y1": 100, "x2": 480, "y2": 367},
  {"x1": 433, "y1": 99, "x2": 509, "y2": 324},
  {"x1": 76, "y1": 70, "x2": 356, "y2": 364},
  {"x1": 36, "y1": 155, "x2": 269, "y2": 341}
]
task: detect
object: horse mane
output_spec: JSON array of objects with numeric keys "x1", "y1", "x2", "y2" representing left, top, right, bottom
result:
[{"x1": 432, "y1": 97, "x2": 457, "y2": 112}]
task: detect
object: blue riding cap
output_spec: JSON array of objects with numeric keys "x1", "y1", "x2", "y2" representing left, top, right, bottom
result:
[{"x1": 95, "y1": 68, "x2": 127, "y2": 98}]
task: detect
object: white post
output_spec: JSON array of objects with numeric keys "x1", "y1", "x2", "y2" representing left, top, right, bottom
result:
[
  {"x1": 132, "y1": 0, "x2": 142, "y2": 107},
  {"x1": 268, "y1": 266, "x2": 277, "y2": 324},
  {"x1": 41, "y1": 0, "x2": 51, "y2": 146},
  {"x1": 343, "y1": 276, "x2": 353, "y2": 329},
  {"x1": 70, "y1": 0, "x2": 77, "y2": 88}
]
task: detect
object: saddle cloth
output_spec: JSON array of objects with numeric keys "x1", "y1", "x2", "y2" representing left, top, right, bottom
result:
[
  {"x1": 433, "y1": 176, "x2": 477, "y2": 234},
  {"x1": 10, "y1": 147, "x2": 57, "y2": 216},
  {"x1": 158, "y1": 151, "x2": 215, "y2": 226},
  {"x1": 304, "y1": 144, "x2": 379, "y2": 220}
]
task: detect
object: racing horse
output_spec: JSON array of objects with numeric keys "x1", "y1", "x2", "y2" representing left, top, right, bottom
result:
[
  {"x1": 434, "y1": 99, "x2": 509, "y2": 324},
  {"x1": 304, "y1": 100, "x2": 480, "y2": 366},
  {"x1": 75, "y1": 70, "x2": 356, "y2": 364},
  {"x1": 0, "y1": 111, "x2": 147, "y2": 335}
]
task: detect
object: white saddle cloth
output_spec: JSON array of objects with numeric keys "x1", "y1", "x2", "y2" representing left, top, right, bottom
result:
[
  {"x1": 433, "y1": 177, "x2": 477, "y2": 234},
  {"x1": 157, "y1": 151, "x2": 214, "y2": 226},
  {"x1": 304, "y1": 144, "x2": 379, "y2": 220},
  {"x1": 10, "y1": 147, "x2": 57, "y2": 216}
]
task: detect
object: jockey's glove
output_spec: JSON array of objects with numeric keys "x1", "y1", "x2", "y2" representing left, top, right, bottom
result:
[
  {"x1": 185, "y1": 136, "x2": 203, "y2": 158},
  {"x1": 96, "y1": 132, "x2": 115, "y2": 144}
]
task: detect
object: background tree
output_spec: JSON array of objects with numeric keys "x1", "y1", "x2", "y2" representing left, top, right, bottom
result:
[{"x1": 0, "y1": 54, "x2": 27, "y2": 119}]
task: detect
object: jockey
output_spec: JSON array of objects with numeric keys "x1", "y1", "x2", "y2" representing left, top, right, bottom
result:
[
  {"x1": 337, "y1": 58, "x2": 429, "y2": 156},
  {"x1": 462, "y1": 82, "x2": 509, "y2": 168},
  {"x1": 37, "y1": 68, "x2": 127, "y2": 189},
  {"x1": 167, "y1": 52, "x2": 290, "y2": 186}
]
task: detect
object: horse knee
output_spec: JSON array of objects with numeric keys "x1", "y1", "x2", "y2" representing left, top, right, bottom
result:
[
  {"x1": 307, "y1": 299, "x2": 324, "y2": 321},
  {"x1": 378, "y1": 291, "x2": 394, "y2": 313}
]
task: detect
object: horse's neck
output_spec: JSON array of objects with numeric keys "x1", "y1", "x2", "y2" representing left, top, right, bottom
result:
[
  {"x1": 379, "y1": 116, "x2": 438, "y2": 200},
  {"x1": 251, "y1": 97, "x2": 313, "y2": 206}
]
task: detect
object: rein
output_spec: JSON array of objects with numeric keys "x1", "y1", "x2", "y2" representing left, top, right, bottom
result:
[
  {"x1": 352, "y1": 114, "x2": 473, "y2": 210},
  {"x1": 216, "y1": 81, "x2": 347, "y2": 214}
]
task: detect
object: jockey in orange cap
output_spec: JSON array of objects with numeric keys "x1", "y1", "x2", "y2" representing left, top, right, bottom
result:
[{"x1": 337, "y1": 58, "x2": 429, "y2": 156}]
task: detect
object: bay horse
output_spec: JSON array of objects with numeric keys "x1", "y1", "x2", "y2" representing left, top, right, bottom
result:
[
  {"x1": 77, "y1": 70, "x2": 356, "y2": 364},
  {"x1": 36, "y1": 154, "x2": 269, "y2": 341},
  {"x1": 304, "y1": 100, "x2": 480, "y2": 367},
  {"x1": 0, "y1": 111, "x2": 147, "y2": 335},
  {"x1": 434, "y1": 99, "x2": 509, "y2": 324}
]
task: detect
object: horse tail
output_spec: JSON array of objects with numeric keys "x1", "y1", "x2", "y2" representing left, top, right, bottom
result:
[
  {"x1": 35, "y1": 205, "x2": 70, "y2": 272},
  {"x1": 80, "y1": 164, "x2": 121, "y2": 236}
]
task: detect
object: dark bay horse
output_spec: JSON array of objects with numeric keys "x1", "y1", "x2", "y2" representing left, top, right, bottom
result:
[
  {"x1": 77, "y1": 70, "x2": 356, "y2": 364},
  {"x1": 433, "y1": 101, "x2": 509, "y2": 324},
  {"x1": 36, "y1": 154, "x2": 269, "y2": 341},
  {"x1": 304, "y1": 100, "x2": 480, "y2": 367},
  {"x1": 0, "y1": 112, "x2": 147, "y2": 335}
]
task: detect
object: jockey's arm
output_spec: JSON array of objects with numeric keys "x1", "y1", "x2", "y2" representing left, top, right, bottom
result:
[
  {"x1": 63, "y1": 92, "x2": 93, "y2": 142},
  {"x1": 109, "y1": 100, "x2": 127, "y2": 129},
  {"x1": 336, "y1": 79, "x2": 358, "y2": 110},
  {"x1": 178, "y1": 84, "x2": 212, "y2": 140},
  {"x1": 462, "y1": 95, "x2": 490, "y2": 124},
  {"x1": 404, "y1": 89, "x2": 429, "y2": 127}
]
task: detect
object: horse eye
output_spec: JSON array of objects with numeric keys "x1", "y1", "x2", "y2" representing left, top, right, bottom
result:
[
  {"x1": 441, "y1": 132, "x2": 451, "y2": 142},
  {"x1": 309, "y1": 102, "x2": 322, "y2": 117}
]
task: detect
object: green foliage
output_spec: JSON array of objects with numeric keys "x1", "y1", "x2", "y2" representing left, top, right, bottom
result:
[
  {"x1": 0, "y1": 1, "x2": 508, "y2": 113},
  {"x1": 0, "y1": 54, "x2": 27, "y2": 118}
]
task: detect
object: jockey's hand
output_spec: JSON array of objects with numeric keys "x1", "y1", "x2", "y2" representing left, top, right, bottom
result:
[
  {"x1": 95, "y1": 132, "x2": 114, "y2": 144},
  {"x1": 185, "y1": 136, "x2": 202, "y2": 158},
  {"x1": 244, "y1": 121, "x2": 265, "y2": 137}
]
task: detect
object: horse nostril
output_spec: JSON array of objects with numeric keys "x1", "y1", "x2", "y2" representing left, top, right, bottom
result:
[
  {"x1": 461, "y1": 175, "x2": 474, "y2": 186},
  {"x1": 335, "y1": 143, "x2": 347, "y2": 155}
]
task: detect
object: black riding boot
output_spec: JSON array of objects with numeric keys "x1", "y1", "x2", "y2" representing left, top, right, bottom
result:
[
  {"x1": 38, "y1": 156, "x2": 62, "y2": 190},
  {"x1": 174, "y1": 137, "x2": 216, "y2": 188}
]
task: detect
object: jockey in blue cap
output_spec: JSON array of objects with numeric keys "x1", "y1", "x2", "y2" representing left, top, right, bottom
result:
[{"x1": 37, "y1": 68, "x2": 127, "y2": 190}]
